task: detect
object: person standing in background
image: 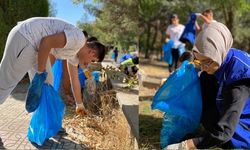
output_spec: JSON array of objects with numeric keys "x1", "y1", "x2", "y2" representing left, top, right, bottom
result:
[
  {"x1": 196, "y1": 9, "x2": 217, "y2": 31},
  {"x1": 113, "y1": 47, "x2": 119, "y2": 62},
  {"x1": 166, "y1": 14, "x2": 185, "y2": 73}
]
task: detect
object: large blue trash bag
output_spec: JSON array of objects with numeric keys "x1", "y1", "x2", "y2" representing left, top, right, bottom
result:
[
  {"x1": 162, "y1": 39, "x2": 174, "y2": 65},
  {"x1": 78, "y1": 66, "x2": 87, "y2": 88},
  {"x1": 180, "y1": 13, "x2": 197, "y2": 46},
  {"x1": 151, "y1": 61, "x2": 202, "y2": 148},
  {"x1": 111, "y1": 52, "x2": 115, "y2": 60},
  {"x1": 28, "y1": 83, "x2": 65, "y2": 146},
  {"x1": 25, "y1": 72, "x2": 48, "y2": 113},
  {"x1": 51, "y1": 59, "x2": 63, "y2": 92}
]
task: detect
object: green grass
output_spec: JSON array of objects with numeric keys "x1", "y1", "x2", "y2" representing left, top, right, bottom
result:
[{"x1": 139, "y1": 100, "x2": 163, "y2": 149}]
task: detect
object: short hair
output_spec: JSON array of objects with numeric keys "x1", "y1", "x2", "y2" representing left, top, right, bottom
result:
[
  {"x1": 86, "y1": 41, "x2": 106, "y2": 62},
  {"x1": 178, "y1": 51, "x2": 194, "y2": 62},
  {"x1": 170, "y1": 14, "x2": 178, "y2": 19},
  {"x1": 82, "y1": 30, "x2": 88, "y2": 38},
  {"x1": 87, "y1": 36, "x2": 98, "y2": 42},
  {"x1": 202, "y1": 9, "x2": 213, "y2": 15},
  {"x1": 169, "y1": 14, "x2": 179, "y2": 24},
  {"x1": 132, "y1": 57, "x2": 139, "y2": 64}
]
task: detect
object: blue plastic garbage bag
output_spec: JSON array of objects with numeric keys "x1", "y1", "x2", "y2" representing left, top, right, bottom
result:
[
  {"x1": 111, "y1": 52, "x2": 115, "y2": 60},
  {"x1": 78, "y1": 67, "x2": 87, "y2": 88},
  {"x1": 118, "y1": 54, "x2": 133, "y2": 63},
  {"x1": 178, "y1": 44, "x2": 186, "y2": 58},
  {"x1": 51, "y1": 59, "x2": 63, "y2": 92},
  {"x1": 28, "y1": 83, "x2": 65, "y2": 146},
  {"x1": 151, "y1": 61, "x2": 202, "y2": 148},
  {"x1": 92, "y1": 71, "x2": 101, "y2": 81},
  {"x1": 25, "y1": 72, "x2": 48, "y2": 113},
  {"x1": 162, "y1": 39, "x2": 174, "y2": 65},
  {"x1": 180, "y1": 13, "x2": 197, "y2": 46}
]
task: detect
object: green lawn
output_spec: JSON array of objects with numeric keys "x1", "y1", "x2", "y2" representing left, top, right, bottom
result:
[{"x1": 139, "y1": 99, "x2": 163, "y2": 149}]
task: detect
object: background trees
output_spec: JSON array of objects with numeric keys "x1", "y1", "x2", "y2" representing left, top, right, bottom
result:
[
  {"x1": 74, "y1": 0, "x2": 139, "y2": 53},
  {"x1": 138, "y1": 0, "x2": 250, "y2": 58},
  {"x1": 0, "y1": 0, "x2": 51, "y2": 60},
  {"x1": 0, "y1": 0, "x2": 249, "y2": 60}
]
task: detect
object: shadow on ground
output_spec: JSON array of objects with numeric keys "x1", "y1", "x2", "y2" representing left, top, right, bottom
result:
[{"x1": 31, "y1": 133, "x2": 88, "y2": 150}]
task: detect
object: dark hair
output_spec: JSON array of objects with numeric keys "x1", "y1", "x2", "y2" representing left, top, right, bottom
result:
[
  {"x1": 86, "y1": 41, "x2": 106, "y2": 62},
  {"x1": 87, "y1": 36, "x2": 98, "y2": 42},
  {"x1": 169, "y1": 14, "x2": 178, "y2": 24},
  {"x1": 178, "y1": 51, "x2": 194, "y2": 62},
  {"x1": 82, "y1": 30, "x2": 88, "y2": 38},
  {"x1": 132, "y1": 57, "x2": 139, "y2": 64},
  {"x1": 202, "y1": 9, "x2": 213, "y2": 15},
  {"x1": 170, "y1": 14, "x2": 178, "y2": 19}
]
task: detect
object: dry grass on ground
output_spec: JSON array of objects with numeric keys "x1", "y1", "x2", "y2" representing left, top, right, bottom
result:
[
  {"x1": 139, "y1": 58, "x2": 169, "y2": 149},
  {"x1": 62, "y1": 75, "x2": 134, "y2": 149},
  {"x1": 63, "y1": 105, "x2": 134, "y2": 149}
]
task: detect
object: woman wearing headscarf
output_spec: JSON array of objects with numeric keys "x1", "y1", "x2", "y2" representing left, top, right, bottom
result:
[{"x1": 185, "y1": 22, "x2": 250, "y2": 148}]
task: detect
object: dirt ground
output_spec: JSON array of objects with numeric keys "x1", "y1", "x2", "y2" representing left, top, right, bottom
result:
[
  {"x1": 140, "y1": 58, "x2": 169, "y2": 79},
  {"x1": 139, "y1": 58, "x2": 170, "y2": 149}
]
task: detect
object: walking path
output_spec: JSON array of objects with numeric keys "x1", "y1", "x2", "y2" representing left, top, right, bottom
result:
[{"x1": 0, "y1": 83, "x2": 87, "y2": 149}]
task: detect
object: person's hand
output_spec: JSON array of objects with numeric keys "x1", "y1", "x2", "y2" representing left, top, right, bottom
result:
[
  {"x1": 75, "y1": 103, "x2": 88, "y2": 116},
  {"x1": 186, "y1": 139, "x2": 197, "y2": 149},
  {"x1": 195, "y1": 13, "x2": 202, "y2": 16},
  {"x1": 25, "y1": 71, "x2": 47, "y2": 113}
]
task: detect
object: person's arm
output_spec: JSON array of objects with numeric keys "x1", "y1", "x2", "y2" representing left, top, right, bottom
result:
[
  {"x1": 198, "y1": 15, "x2": 212, "y2": 24},
  {"x1": 166, "y1": 26, "x2": 171, "y2": 39},
  {"x1": 195, "y1": 21, "x2": 201, "y2": 32},
  {"x1": 67, "y1": 62, "x2": 83, "y2": 105},
  {"x1": 38, "y1": 32, "x2": 66, "y2": 72},
  {"x1": 190, "y1": 79, "x2": 250, "y2": 148}
]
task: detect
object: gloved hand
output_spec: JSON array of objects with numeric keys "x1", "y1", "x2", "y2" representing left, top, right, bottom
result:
[
  {"x1": 25, "y1": 71, "x2": 47, "y2": 113},
  {"x1": 75, "y1": 103, "x2": 88, "y2": 116},
  {"x1": 195, "y1": 13, "x2": 202, "y2": 16}
]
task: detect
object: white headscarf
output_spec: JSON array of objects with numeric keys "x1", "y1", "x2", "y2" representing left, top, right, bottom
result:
[{"x1": 193, "y1": 22, "x2": 233, "y2": 66}]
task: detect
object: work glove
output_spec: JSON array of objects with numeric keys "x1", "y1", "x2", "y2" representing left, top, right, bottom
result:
[
  {"x1": 25, "y1": 71, "x2": 47, "y2": 113},
  {"x1": 75, "y1": 103, "x2": 88, "y2": 116}
]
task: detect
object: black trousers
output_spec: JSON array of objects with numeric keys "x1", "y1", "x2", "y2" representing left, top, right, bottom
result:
[
  {"x1": 196, "y1": 72, "x2": 250, "y2": 148},
  {"x1": 168, "y1": 48, "x2": 180, "y2": 73}
]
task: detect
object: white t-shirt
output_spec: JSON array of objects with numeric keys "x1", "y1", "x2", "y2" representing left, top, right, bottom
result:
[
  {"x1": 17, "y1": 17, "x2": 86, "y2": 66},
  {"x1": 166, "y1": 24, "x2": 185, "y2": 48},
  {"x1": 202, "y1": 20, "x2": 217, "y2": 30}
]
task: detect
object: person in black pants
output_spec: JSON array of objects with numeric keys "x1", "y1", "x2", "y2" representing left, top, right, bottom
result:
[{"x1": 169, "y1": 48, "x2": 180, "y2": 73}]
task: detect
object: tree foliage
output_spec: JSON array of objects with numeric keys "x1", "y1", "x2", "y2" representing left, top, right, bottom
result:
[
  {"x1": 139, "y1": 0, "x2": 250, "y2": 58},
  {"x1": 75, "y1": 0, "x2": 139, "y2": 51},
  {"x1": 0, "y1": 0, "x2": 50, "y2": 60}
]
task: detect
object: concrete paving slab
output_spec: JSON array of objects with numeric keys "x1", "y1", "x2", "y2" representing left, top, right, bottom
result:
[{"x1": 0, "y1": 84, "x2": 87, "y2": 149}]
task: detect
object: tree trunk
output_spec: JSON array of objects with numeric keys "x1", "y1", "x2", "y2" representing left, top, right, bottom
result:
[
  {"x1": 151, "y1": 23, "x2": 158, "y2": 50},
  {"x1": 145, "y1": 23, "x2": 151, "y2": 58},
  {"x1": 222, "y1": 3, "x2": 235, "y2": 37}
]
